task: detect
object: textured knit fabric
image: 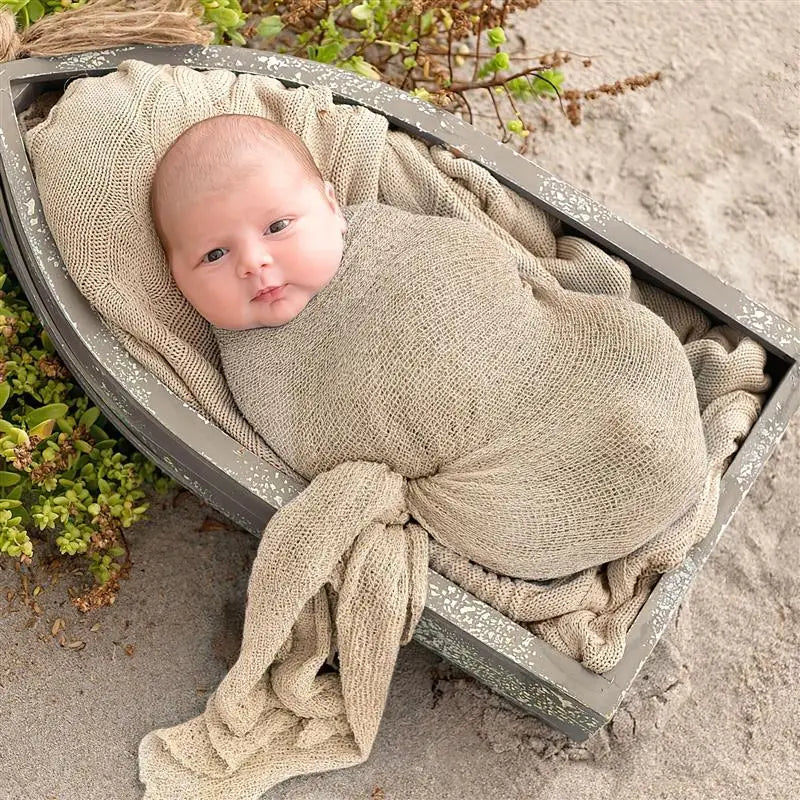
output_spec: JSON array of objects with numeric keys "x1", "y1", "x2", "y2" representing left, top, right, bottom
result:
[
  {"x1": 23, "y1": 60, "x2": 769, "y2": 799},
  {"x1": 212, "y1": 201, "x2": 709, "y2": 580}
]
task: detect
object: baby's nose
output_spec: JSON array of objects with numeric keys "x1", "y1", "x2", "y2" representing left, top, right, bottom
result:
[{"x1": 238, "y1": 242, "x2": 274, "y2": 276}]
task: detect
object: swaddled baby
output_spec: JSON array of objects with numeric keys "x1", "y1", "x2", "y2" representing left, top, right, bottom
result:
[{"x1": 151, "y1": 113, "x2": 708, "y2": 581}]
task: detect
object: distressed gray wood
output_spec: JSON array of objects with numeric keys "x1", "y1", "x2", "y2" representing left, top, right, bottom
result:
[{"x1": 0, "y1": 45, "x2": 797, "y2": 741}]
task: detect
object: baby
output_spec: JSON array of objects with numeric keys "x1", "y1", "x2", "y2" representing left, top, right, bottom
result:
[
  {"x1": 150, "y1": 111, "x2": 709, "y2": 581},
  {"x1": 150, "y1": 113, "x2": 348, "y2": 330}
]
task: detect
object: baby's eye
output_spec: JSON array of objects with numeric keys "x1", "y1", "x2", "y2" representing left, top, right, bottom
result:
[
  {"x1": 266, "y1": 219, "x2": 290, "y2": 235},
  {"x1": 202, "y1": 247, "x2": 228, "y2": 264}
]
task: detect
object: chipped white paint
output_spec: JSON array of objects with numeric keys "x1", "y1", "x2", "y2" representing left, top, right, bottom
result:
[
  {"x1": 197, "y1": 447, "x2": 300, "y2": 510},
  {"x1": 425, "y1": 573, "x2": 602, "y2": 707},
  {"x1": 414, "y1": 596, "x2": 605, "y2": 734},
  {"x1": 538, "y1": 175, "x2": 612, "y2": 229},
  {"x1": 735, "y1": 298, "x2": 800, "y2": 354},
  {"x1": 732, "y1": 414, "x2": 790, "y2": 489}
]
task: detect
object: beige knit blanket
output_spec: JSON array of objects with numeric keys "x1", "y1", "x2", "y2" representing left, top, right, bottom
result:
[{"x1": 24, "y1": 60, "x2": 768, "y2": 798}]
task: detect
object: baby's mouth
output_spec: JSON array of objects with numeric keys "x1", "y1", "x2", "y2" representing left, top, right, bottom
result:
[{"x1": 252, "y1": 284, "x2": 287, "y2": 302}]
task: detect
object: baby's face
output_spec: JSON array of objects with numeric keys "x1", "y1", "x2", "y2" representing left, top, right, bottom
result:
[{"x1": 160, "y1": 156, "x2": 347, "y2": 329}]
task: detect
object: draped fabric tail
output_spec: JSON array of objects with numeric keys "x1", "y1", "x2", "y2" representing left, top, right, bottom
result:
[{"x1": 139, "y1": 461, "x2": 428, "y2": 799}]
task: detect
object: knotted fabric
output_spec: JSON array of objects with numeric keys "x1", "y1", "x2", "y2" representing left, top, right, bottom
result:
[{"x1": 23, "y1": 60, "x2": 768, "y2": 798}]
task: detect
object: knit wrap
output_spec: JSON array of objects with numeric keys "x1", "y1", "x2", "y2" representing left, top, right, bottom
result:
[{"x1": 213, "y1": 202, "x2": 709, "y2": 580}]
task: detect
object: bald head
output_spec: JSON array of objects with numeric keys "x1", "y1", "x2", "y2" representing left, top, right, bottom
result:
[{"x1": 150, "y1": 114, "x2": 325, "y2": 251}]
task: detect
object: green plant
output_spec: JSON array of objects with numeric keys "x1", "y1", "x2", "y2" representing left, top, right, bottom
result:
[
  {"x1": 240, "y1": 1, "x2": 661, "y2": 150},
  {"x1": 3, "y1": 1, "x2": 661, "y2": 150},
  {"x1": 0, "y1": 248, "x2": 175, "y2": 608},
  {"x1": 0, "y1": 0, "x2": 79, "y2": 28}
]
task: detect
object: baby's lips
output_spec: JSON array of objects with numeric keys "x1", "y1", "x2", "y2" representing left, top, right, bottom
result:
[{"x1": 252, "y1": 284, "x2": 287, "y2": 301}]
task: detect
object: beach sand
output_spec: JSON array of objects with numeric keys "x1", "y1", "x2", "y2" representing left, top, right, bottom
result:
[{"x1": 1, "y1": 1, "x2": 798, "y2": 798}]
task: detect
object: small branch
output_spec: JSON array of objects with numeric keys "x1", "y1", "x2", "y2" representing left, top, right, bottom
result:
[
  {"x1": 524, "y1": 72, "x2": 567, "y2": 115},
  {"x1": 504, "y1": 81, "x2": 523, "y2": 120},
  {"x1": 449, "y1": 67, "x2": 546, "y2": 93},
  {"x1": 446, "y1": 26, "x2": 454, "y2": 87},
  {"x1": 485, "y1": 86, "x2": 510, "y2": 142},
  {"x1": 457, "y1": 92, "x2": 474, "y2": 126},
  {"x1": 471, "y1": 13, "x2": 484, "y2": 83}
]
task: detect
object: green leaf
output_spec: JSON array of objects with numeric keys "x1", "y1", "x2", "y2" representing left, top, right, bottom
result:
[
  {"x1": 0, "y1": 499, "x2": 22, "y2": 509},
  {"x1": 487, "y1": 26, "x2": 506, "y2": 47},
  {"x1": 24, "y1": 403, "x2": 68, "y2": 429},
  {"x1": 78, "y1": 407, "x2": 100, "y2": 430},
  {"x1": 420, "y1": 10, "x2": 434, "y2": 35},
  {"x1": 29, "y1": 418, "x2": 55, "y2": 439},
  {"x1": 0, "y1": 382, "x2": 9, "y2": 410},
  {"x1": 351, "y1": 3, "x2": 372, "y2": 22},
  {"x1": 89, "y1": 425, "x2": 108, "y2": 441},
  {"x1": 255, "y1": 14, "x2": 283, "y2": 39},
  {"x1": 0, "y1": 472, "x2": 21, "y2": 487},
  {"x1": 207, "y1": 7, "x2": 241, "y2": 28},
  {"x1": 27, "y1": 0, "x2": 44, "y2": 22},
  {"x1": 7, "y1": 485, "x2": 23, "y2": 501},
  {"x1": 342, "y1": 56, "x2": 381, "y2": 81},
  {"x1": 94, "y1": 439, "x2": 116, "y2": 450},
  {"x1": 531, "y1": 69, "x2": 565, "y2": 96},
  {"x1": 40, "y1": 329, "x2": 55, "y2": 354},
  {"x1": 315, "y1": 41, "x2": 341, "y2": 63}
]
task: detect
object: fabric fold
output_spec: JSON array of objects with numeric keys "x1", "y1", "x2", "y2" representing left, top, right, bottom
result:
[
  {"x1": 428, "y1": 306, "x2": 766, "y2": 672},
  {"x1": 139, "y1": 460, "x2": 428, "y2": 798}
]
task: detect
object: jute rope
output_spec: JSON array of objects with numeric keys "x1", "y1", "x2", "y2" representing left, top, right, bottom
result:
[{"x1": 0, "y1": 0, "x2": 211, "y2": 63}]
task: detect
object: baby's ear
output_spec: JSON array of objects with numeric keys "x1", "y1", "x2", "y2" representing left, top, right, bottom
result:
[
  {"x1": 323, "y1": 181, "x2": 347, "y2": 232},
  {"x1": 323, "y1": 181, "x2": 338, "y2": 206}
]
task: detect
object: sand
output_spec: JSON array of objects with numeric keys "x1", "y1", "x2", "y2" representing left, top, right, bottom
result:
[{"x1": 1, "y1": 1, "x2": 798, "y2": 798}]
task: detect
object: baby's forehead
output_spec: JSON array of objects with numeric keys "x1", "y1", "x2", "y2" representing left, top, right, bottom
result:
[
  {"x1": 166, "y1": 139, "x2": 307, "y2": 198},
  {"x1": 153, "y1": 115, "x2": 322, "y2": 233},
  {"x1": 167, "y1": 128, "x2": 280, "y2": 172}
]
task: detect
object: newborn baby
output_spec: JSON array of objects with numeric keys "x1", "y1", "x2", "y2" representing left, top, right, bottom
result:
[
  {"x1": 151, "y1": 113, "x2": 347, "y2": 330},
  {"x1": 151, "y1": 113, "x2": 708, "y2": 580}
]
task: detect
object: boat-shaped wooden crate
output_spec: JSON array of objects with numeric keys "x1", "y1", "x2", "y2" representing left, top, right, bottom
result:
[{"x1": 0, "y1": 45, "x2": 797, "y2": 741}]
